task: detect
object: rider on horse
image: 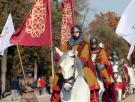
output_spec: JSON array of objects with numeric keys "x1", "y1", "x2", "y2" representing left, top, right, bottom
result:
[
  {"x1": 110, "y1": 51, "x2": 121, "y2": 79},
  {"x1": 67, "y1": 25, "x2": 100, "y2": 101},
  {"x1": 54, "y1": 25, "x2": 100, "y2": 102},
  {"x1": 110, "y1": 51, "x2": 125, "y2": 101},
  {"x1": 89, "y1": 37, "x2": 114, "y2": 101},
  {"x1": 51, "y1": 25, "x2": 89, "y2": 102},
  {"x1": 110, "y1": 51, "x2": 131, "y2": 101},
  {"x1": 89, "y1": 37, "x2": 113, "y2": 85}
]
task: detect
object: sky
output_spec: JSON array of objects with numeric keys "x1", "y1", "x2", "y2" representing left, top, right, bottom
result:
[{"x1": 84, "y1": 0, "x2": 131, "y2": 26}]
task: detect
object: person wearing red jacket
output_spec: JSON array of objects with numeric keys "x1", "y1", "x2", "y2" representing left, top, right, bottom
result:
[{"x1": 37, "y1": 75, "x2": 46, "y2": 95}]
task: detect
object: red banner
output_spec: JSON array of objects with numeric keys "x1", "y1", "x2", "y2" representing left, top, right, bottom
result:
[
  {"x1": 60, "y1": 0, "x2": 74, "y2": 50},
  {"x1": 10, "y1": 0, "x2": 52, "y2": 46}
]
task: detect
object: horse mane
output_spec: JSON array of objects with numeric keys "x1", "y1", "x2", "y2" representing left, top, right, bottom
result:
[
  {"x1": 74, "y1": 57, "x2": 83, "y2": 76},
  {"x1": 59, "y1": 51, "x2": 83, "y2": 76},
  {"x1": 58, "y1": 52, "x2": 68, "y2": 65}
]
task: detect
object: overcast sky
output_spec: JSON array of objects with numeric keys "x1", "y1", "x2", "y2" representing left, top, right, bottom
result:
[{"x1": 83, "y1": 0, "x2": 131, "y2": 26}]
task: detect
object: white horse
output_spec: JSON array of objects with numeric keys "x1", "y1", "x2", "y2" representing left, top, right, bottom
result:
[
  {"x1": 111, "y1": 61, "x2": 123, "y2": 101},
  {"x1": 91, "y1": 54, "x2": 105, "y2": 102},
  {"x1": 55, "y1": 47, "x2": 90, "y2": 102}
]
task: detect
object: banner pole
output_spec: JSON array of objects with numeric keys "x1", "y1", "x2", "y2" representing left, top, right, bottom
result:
[
  {"x1": 49, "y1": 0, "x2": 54, "y2": 79},
  {"x1": 51, "y1": 49, "x2": 54, "y2": 79},
  {"x1": 72, "y1": 0, "x2": 75, "y2": 25},
  {"x1": 16, "y1": 44, "x2": 26, "y2": 81},
  {"x1": 49, "y1": 0, "x2": 54, "y2": 93}
]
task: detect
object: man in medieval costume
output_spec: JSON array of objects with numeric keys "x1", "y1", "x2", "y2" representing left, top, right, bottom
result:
[
  {"x1": 110, "y1": 51, "x2": 125, "y2": 102},
  {"x1": 51, "y1": 25, "x2": 100, "y2": 102},
  {"x1": 89, "y1": 37, "x2": 114, "y2": 102},
  {"x1": 63, "y1": 25, "x2": 100, "y2": 102}
]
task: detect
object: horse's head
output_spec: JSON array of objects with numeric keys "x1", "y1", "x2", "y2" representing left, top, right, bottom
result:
[
  {"x1": 112, "y1": 62, "x2": 122, "y2": 82},
  {"x1": 55, "y1": 47, "x2": 82, "y2": 92}
]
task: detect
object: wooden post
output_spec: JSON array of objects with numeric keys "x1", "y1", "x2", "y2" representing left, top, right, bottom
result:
[
  {"x1": 48, "y1": 0, "x2": 54, "y2": 79},
  {"x1": 34, "y1": 60, "x2": 38, "y2": 80},
  {"x1": 51, "y1": 48, "x2": 54, "y2": 79},
  {"x1": 16, "y1": 45, "x2": 26, "y2": 81}
]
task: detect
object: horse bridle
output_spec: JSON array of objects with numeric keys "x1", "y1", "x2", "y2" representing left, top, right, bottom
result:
[{"x1": 63, "y1": 57, "x2": 79, "y2": 90}]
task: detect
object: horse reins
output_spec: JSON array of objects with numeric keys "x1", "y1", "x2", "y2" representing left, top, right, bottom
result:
[{"x1": 63, "y1": 58, "x2": 79, "y2": 89}]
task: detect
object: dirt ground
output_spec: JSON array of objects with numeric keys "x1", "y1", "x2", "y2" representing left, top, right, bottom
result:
[
  {"x1": 38, "y1": 93, "x2": 135, "y2": 102},
  {"x1": 1, "y1": 93, "x2": 51, "y2": 102},
  {"x1": 39, "y1": 94, "x2": 135, "y2": 102},
  {"x1": 1, "y1": 93, "x2": 135, "y2": 102},
  {"x1": 122, "y1": 94, "x2": 135, "y2": 102}
]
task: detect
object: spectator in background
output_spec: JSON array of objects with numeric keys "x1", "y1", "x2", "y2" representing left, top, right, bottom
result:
[
  {"x1": 46, "y1": 78, "x2": 51, "y2": 94},
  {"x1": 50, "y1": 67, "x2": 64, "y2": 102},
  {"x1": 10, "y1": 75, "x2": 19, "y2": 101},
  {"x1": 20, "y1": 77, "x2": 38, "y2": 102},
  {"x1": 37, "y1": 75, "x2": 46, "y2": 95}
]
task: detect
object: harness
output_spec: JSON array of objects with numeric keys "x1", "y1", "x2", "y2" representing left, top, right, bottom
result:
[{"x1": 62, "y1": 58, "x2": 80, "y2": 91}]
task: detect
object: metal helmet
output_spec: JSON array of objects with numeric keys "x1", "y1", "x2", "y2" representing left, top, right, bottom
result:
[
  {"x1": 111, "y1": 51, "x2": 119, "y2": 60},
  {"x1": 111, "y1": 51, "x2": 117, "y2": 57},
  {"x1": 71, "y1": 25, "x2": 82, "y2": 35},
  {"x1": 90, "y1": 37, "x2": 98, "y2": 46}
]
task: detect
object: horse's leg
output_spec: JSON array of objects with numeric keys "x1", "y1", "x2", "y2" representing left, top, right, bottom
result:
[
  {"x1": 99, "y1": 87, "x2": 105, "y2": 102},
  {"x1": 122, "y1": 89, "x2": 128, "y2": 99},
  {"x1": 130, "y1": 84, "x2": 134, "y2": 94},
  {"x1": 117, "y1": 89, "x2": 122, "y2": 101},
  {"x1": 97, "y1": 78, "x2": 105, "y2": 102}
]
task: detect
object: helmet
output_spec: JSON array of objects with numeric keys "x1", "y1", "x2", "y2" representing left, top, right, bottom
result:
[
  {"x1": 71, "y1": 25, "x2": 82, "y2": 35},
  {"x1": 90, "y1": 37, "x2": 98, "y2": 46},
  {"x1": 111, "y1": 51, "x2": 119, "y2": 60},
  {"x1": 111, "y1": 51, "x2": 117, "y2": 57}
]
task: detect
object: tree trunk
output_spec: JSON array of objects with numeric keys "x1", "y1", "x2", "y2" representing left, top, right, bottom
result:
[
  {"x1": 34, "y1": 60, "x2": 38, "y2": 80},
  {"x1": 1, "y1": 49, "x2": 8, "y2": 95}
]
